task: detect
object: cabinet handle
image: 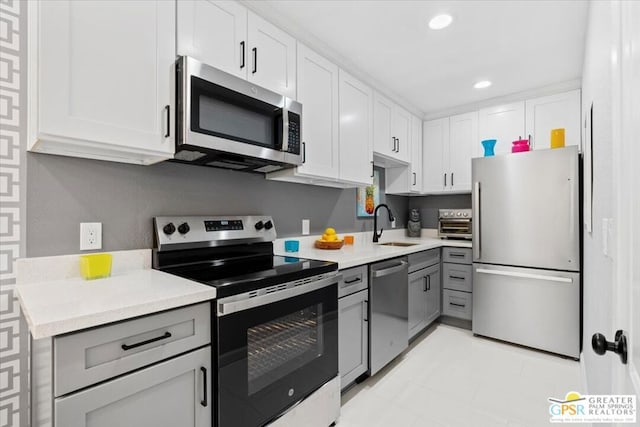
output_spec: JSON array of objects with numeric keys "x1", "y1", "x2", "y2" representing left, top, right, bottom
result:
[
  {"x1": 427, "y1": 275, "x2": 431, "y2": 291},
  {"x1": 371, "y1": 160, "x2": 374, "y2": 178},
  {"x1": 164, "y1": 105, "x2": 170, "y2": 138},
  {"x1": 397, "y1": 138, "x2": 400, "y2": 153},
  {"x1": 450, "y1": 302, "x2": 466, "y2": 308},
  {"x1": 449, "y1": 253, "x2": 465, "y2": 258},
  {"x1": 528, "y1": 133, "x2": 532, "y2": 149},
  {"x1": 444, "y1": 173, "x2": 447, "y2": 187},
  {"x1": 302, "y1": 141, "x2": 306, "y2": 163},
  {"x1": 344, "y1": 276, "x2": 361, "y2": 284},
  {"x1": 200, "y1": 367, "x2": 208, "y2": 407},
  {"x1": 451, "y1": 172, "x2": 454, "y2": 186},
  {"x1": 364, "y1": 300, "x2": 368, "y2": 321},
  {"x1": 121, "y1": 331, "x2": 171, "y2": 351},
  {"x1": 413, "y1": 172, "x2": 417, "y2": 186},
  {"x1": 449, "y1": 275, "x2": 466, "y2": 280},
  {"x1": 252, "y1": 47, "x2": 257, "y2": 74},
  {"x1": 240, "y1": 41, "x2": 245, "y2": 69}
]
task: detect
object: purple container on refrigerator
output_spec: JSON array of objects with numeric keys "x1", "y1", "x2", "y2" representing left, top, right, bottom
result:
[{"x1": 471, "y1": 146, "x2": 581, "y2": 359}]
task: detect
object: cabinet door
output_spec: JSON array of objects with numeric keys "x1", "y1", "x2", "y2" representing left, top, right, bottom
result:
[
  {"x1": 37, "y1": 0, "x2": 175, "y2": 161},
  {"x1": 393, "y1": 106, "x2": 412, "y2": 163},
  {"x1": 55, "y1": 347, "x2": 212, "y2": 427},
  {"x1": 177, "y1": 0, "x2": 247, "y2": 79},
  {"x1": 525, "y1": 89, "x2": 581, "y2": 150},
  {"x1": 422, "y1": 118, "x2": 449, "y2": 193},
  {"x1": 408, "y1": 270, "x2": 429, "y2": 339},
  {"x1": 338, "y1": 290, "x2": 368, "y2": 389},
  {"x1": 247, "y1": 11, "x2": 296, "y2": 99},
  {"x1": 478, "y1": 102, "x2": 525, "y2": 156},
  {"x1": 425, "y1": 264, "x2": 442, "y2": 326},
  {"x1": 410, "y1": 115, "x2": 423, "y2": 192},
  {"x1": 373, "y1": 92, "x2": 395, "y2": 158},
  {"x1": 449, "y1": 112, "x2": 478, "y2": 192},
  {"x1": 296, "y1": 43, "x2": 339, "y2": 179},
  {"x1": 339, "y1": 70, "x2": 374, "y2": 186}
]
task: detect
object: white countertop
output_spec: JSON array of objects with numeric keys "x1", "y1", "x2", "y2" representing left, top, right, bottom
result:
[
  {"x1": 274, "y1": 229, "x2": 472, "y2": 269},
  {"x1": 15, "y1": 250, "x2": 216, "y2": 339}
]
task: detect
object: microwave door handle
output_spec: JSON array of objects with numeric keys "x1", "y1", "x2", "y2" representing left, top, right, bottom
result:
[{"x1": 281, "y1": 105, "x2": 289, "y2": 153}]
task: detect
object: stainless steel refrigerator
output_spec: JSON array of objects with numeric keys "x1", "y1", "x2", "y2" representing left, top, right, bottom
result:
[{"x1": 471, "y1": 146, "x2": 580, "y2": 359}]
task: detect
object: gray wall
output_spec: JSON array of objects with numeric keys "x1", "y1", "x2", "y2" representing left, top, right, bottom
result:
[
  {"x1": 409, "y1": 194, "x2": 472, "y2": 228},
  {"x1": 26, "y1": 155, "x2": 408, "y2": 257}
]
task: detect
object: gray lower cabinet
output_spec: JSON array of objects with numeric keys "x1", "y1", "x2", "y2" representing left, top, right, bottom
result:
[
  {"x1": 442, "y1": 247, "x2": 473, "y2": 320},
  {"x1": 408, "y1": 261, "x2": 441, "y2": 339},
  {"x1": 55, "y1": 346, "x2": 212, "y2": 427},
  {"x1": 338, "y1": 266, "x2": 368, "y2": 390},
  {"x1": 32, "y1": 302, "x2": 212, "y2": 427}
]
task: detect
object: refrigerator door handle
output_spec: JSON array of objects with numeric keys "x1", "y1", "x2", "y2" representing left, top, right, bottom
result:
[
  {"x1": 473, "y1": 181, "x2": 481, "y2": 260},
  {"x1": 475, "y1": 268, "x2": 573, "y2": 283}
]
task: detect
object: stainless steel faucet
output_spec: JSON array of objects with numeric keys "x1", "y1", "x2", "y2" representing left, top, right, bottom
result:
[{"x1": 373, "y1": 204, "x2": 395, "y2": 243}]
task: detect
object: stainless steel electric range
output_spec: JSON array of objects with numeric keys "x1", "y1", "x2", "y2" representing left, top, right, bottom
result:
[{"x1": 152, "y1": 216, "x2": 340, "y2": 427}]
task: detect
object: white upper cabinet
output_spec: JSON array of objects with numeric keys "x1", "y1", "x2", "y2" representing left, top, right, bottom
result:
[
  {"x1": 267, "y1": 43, "x2": 339, "y2": 184},
  {"x1": 247, "y1": 11, "x2": 296, "y2": 99},
  {"x1": 448, "y1": 112, "x2": 478, "y2": 192},
  {"x1": 177, "y1": 0, "x2": 247, "y2": 79},
  {"x1": 373, "y1": 93, "x2": 410, "y2": 163},
  {"x1": 525, "y1": 89, "x2": 581, "y2": 151},
  {"x1": 339, "y1": 70, "x2": 374, "y2": 186},
  {"x1": 385, "y1": 114, "x2": 422, "y2": 194},
  {"x1": 30, "y1": 0, "x2": 175, "y2": 164},
  {"x1": 478, "y1": 101, "x2": 525, "y2": 156},
  {"x1": 422, "y1": 118, "x2": 449, "y2": 193},
  {"x1": 421, "y1": 112, "x2": 477, "y2": 194},
  {"x1": 177, "y1": 2, "x2": 296, "y2": 99}
]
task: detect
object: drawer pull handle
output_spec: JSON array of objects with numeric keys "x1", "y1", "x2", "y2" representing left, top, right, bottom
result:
[
  {"x1": 121, "y1": 331, "x2": 172, "y2": 351},
  {"x1": 344, "y1": 277, "x2": 361, "y2": 284},
  {"x1": 201, "y1": 367, "x2": 208, "y2": 407},
  {"x1": 450, "y1": 302, "x2": 466, "y2": 308},
  {"x1": 449, "y1": 275, "x2": 466, "y2": 280},
  {"x1": 449, "y1": 253, "x2": 465, "y2": 258}
]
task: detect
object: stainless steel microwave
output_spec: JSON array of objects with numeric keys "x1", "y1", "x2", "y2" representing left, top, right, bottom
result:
[{"x1": 174, "y1": 56, "x2": 302, "y2": 173}]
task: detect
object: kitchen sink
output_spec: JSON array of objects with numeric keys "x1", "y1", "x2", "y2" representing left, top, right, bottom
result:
[{"x1": 378, "y1": 242, "x2": 418, "y2": 247}]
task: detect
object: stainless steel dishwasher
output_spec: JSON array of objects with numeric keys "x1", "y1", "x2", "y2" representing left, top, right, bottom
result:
[{"x1": 369, "y1": 256, "x2": 409, "y2": 375}]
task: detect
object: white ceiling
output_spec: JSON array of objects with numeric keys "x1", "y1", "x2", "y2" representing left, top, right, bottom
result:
[{"x1": 254, "y1": 0, "x2": 589, "y2": 116}]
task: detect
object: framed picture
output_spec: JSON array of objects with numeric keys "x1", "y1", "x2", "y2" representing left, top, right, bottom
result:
[{"x1": 356, "y1": 170, "x2": 380, "y2": 218}]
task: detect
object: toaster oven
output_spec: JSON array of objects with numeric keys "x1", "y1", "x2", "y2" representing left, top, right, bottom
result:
[{"x1": 438, "y1": 209, "x2": 472, "y2": 239}]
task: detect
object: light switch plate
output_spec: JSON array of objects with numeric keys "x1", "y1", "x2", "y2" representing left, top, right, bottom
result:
[{"x1": 80, "y1": 222, "x2": 102, "y2": 250}]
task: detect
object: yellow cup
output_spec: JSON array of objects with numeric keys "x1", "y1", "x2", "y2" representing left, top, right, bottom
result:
[
  {"x1": 80, "y1": 253, "x2": 112, "y2": 280},
  {"x1": 551, "y1": 128, "x2": 565, "y2": 149}
]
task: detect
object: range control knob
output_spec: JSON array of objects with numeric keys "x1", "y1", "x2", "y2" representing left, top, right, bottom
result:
[
  {"x1": 163, "y1": 223, "x2": 176, "y2": 235},
  {"x1": 264, "y1": 220, "x2": 273, "y2": 230},
  {"x1": 255, "y1": 221, "x2": 264, "y2": 230},
  {"x1": 177, "y1": 222, "x2": 190, "y2": 234}
]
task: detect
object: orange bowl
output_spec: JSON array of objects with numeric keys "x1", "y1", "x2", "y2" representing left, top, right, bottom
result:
[{"x1": 315, "y1": 240, "x2": 344, "y2": 250}]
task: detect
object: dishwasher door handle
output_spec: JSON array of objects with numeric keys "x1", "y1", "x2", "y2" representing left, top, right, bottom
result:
[{"x1": 371, "y1": 261, "x2": 408, "y2": 278}]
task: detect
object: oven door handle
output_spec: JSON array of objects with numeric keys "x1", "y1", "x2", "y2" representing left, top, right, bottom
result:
[{"x1": 217, "y1": 273, "x2": 340, "y2": 316}]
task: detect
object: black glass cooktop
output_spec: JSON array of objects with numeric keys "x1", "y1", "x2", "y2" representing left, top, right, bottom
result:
[{"x1": 158, "y1": 251, "x2": 337, "y2": 298}]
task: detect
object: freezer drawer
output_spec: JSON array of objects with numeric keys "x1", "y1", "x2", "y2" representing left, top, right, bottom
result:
[{"x1": 472, "y1": 263, "x2": 580, "y2": 358}]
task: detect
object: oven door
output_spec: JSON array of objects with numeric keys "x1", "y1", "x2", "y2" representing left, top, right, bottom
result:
[
  {"x1": 438, "y1": 218, "x2": 472, "y2": 239},
  {"x1": 177, "y1": 56, "x2": 301, "y2": 166},
  {"x1": 215, "y1": 274, "x2": 338, "y2": 427}
]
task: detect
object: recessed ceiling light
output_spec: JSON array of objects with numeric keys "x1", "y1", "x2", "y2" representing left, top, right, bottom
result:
[
  {"x1": 474, "y1": 80, "x2": 492, "y2": 89},
  {"x1": 428, "y1": 14, "x2": 452, "y2": 30}
]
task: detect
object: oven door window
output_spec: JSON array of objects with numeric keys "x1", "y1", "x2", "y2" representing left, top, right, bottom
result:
[
  {"x1": 190, "y1": 75, "x2": 281, "y2": 149},
  {"x1": 217, "y1": 284, "x2": 338, "y2": 427}
]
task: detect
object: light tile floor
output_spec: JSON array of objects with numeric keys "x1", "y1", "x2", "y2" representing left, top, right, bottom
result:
[{"x1": 337, "y1": 324, "x2": 585, "y2": 427}]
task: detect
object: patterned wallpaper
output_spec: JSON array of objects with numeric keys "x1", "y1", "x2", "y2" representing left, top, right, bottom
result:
[{"x1": 0, "y1": 1, "x2": 28, "y2": 426}]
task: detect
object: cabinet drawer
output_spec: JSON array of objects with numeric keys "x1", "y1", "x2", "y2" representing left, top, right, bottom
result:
[
  {"x1": 339, "y1": 265, "x2": 368, "y2": 298},
  {"x1": 442, "y1": 263, "x2": 472, "y2": 292},
  {"x1": 408, "y1": 248, "x2": 440, "y2": 273},
  {"x1": 442, "y1": 247, "x2": 472, "y2": 264},
  {"x1": 54, "y1": 302, "x2": 211, "y2": 397},
  {"x1": 442, "y1": 289, "x2": 472, "y2": 320}
]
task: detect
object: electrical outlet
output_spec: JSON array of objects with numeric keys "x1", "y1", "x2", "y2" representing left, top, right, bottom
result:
[
  {"x1": 302, "y1": 219, "x2": 310, "y2": 235},
  {"x1": 80, "y1": 222, "x2": 102, "y2": 250}
]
